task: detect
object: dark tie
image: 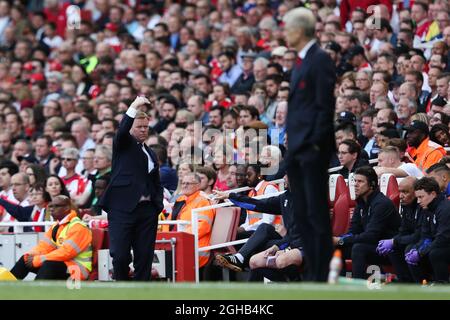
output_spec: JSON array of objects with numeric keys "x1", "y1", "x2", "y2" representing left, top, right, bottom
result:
[{"x1": 296, "y1": 56, "x2": 303, "y2": 68}]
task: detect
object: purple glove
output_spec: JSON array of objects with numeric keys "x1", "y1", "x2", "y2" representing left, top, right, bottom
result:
[
  {"x1": 405, "y1": 249, "x2": 420, "y2": 265},
  {"x1": 376, "y1": 239, "x2": 394, "y2": 256}
]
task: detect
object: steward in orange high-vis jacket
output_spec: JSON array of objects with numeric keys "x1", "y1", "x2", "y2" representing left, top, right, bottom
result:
[
  {"x1": 10, "y1": 195, "x2": 92, "y2": 280},
  {"x1": 165, "y1": 173, "x2": 215, "y2": 270}
]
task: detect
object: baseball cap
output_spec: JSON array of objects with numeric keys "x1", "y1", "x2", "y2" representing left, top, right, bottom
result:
[
  {"x1": 61, "y1": 148, "x2": 79, "y2": 160},
  {"x1": 23, "y1": 62, "x2": 34, "y2": 71},
  {"x1": 49, "y1": 61, "x2": 63, "y2": 72},
  {"x1": 431, "y1": 96, "x2": 447, "y2": 107},
  {"x1": 241, "y1": 51, "x2": 257, "y2": 60},
  {"x1": 337, "y1": 111, "x2": 356, "y2": 123},
  {"x1": 29, "y1": 73, "x2": 45, "y2": 84},
  {"x1": 347, "y1": 45, "x2": 365, "y2": 59},
  {"x1": 325, "y1": 41, "x2": 341, "y2": 54},
  {"x1": 17, "y1": 154, "x2": 39, "y2": 164},
  {"x1": 404, "y1": 120, "x2": 429, "y2": 135},
  {"x1": 105, "y1": 23, "x2": 118, "y2": 32},
  {"x1": 271, "y1": 46, "x2": 288, "y2": 57}
]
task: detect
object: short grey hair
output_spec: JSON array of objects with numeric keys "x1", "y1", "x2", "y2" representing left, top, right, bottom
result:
[
  {"x1": 95, "y1": 144, "x2": 113, "y2": 162},
  {"x1": 406, "y1": 98, "x2": 417, "y2": 112},
  {"x1": 282, "y1": 7, "x2": 316, "y2": 39},
  {"x1": 254, "y1": 57, "x2": 269, "y2": 68}
]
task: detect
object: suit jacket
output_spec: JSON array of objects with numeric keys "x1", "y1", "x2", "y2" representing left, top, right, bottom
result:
[
  {"x1": 99, "y1": 114, "x2": 164, "y2": 214},
  {"x1": 287, "y1": 43, "x2": 336, "y2": 162}
]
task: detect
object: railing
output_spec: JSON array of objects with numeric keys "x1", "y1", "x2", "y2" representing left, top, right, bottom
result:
[
  {"x1": 0, "y1": 179, "x2": 286, "y2": 283},
  {"x1": 216, "y1": 178, "x2": 285, "y2": 195},
  {"x1": 328, "y1": 158, "x2": 379, "y2": 173},
  {"x1": 190, "y1": 190, "x2": 286, "y2": 283},
  {"x1": 0, "y1": 220, "x2": 190, "y2": 233},
  {"x1": 0, "y1": 221, "x2": 54, "y2": 233}
]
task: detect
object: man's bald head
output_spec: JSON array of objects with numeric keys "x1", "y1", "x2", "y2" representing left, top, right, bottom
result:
[
  {"x1": 49, "y1": 195, "x2": 72, "y2": 221},
  {"x1": 399, "y1": 176, "x2": 417, "y2": 206}
]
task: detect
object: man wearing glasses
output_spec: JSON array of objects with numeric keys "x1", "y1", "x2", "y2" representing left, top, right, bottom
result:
[{"x1": 164, "y1": 173, "x2": 215, "y2": 278}]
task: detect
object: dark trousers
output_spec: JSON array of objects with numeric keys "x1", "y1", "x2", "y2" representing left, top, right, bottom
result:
[
  {"x1": 11, "y1": 255, "x2": 68, "y2": 280},
  {"x1": 405, "y1": 245, "x2": 432, "y2": 283},
  {"x1": 429, "y1": 247, "x2": 450, "y2": 282},
  {"x1": 387, "y1": 245, "x2": 414, "y2": 283},
  {"x1": 234, "y1": 229, "x2": 255, "y2": 252},
  {"x1": 108, "y1": 201, "x2": 158, "y2": 281},
  {"x1": 239, "y1": 223, "x2": 283, "y2": 263},
  {"x1": 248, "y1": 265, "x2": 301, "y2": 282},
  {"x1": 287, "y1": 149, "x2": 333, "y2": 282},
  {"x1": 342, "y1": 243, "x2": 390, "y2": 279}
]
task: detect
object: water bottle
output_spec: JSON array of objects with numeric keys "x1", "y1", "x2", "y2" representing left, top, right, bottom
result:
[{"x1": 328, "y1": 249, "x2": 343, "y2": 284}]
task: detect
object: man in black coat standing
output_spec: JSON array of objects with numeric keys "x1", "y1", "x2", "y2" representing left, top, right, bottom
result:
[
  {"x1": 283, "y1": 7, "x2": 337, "y2": 282},
  {"x1": 99, "y1": 96, "x2": 164, "y2": 281}
]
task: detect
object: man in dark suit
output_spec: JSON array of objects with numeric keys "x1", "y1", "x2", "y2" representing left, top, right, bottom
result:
[
  {"x1": 99, "y1": 96, "x2": 164, "y2": 281},
  {"x1": 283, "y1": 8, "x2": 337, "y2": 282}
]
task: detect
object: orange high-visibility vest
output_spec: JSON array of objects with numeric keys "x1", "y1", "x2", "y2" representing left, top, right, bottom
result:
[
  {"x1": 165, "y1": 191, "x2": 215, "y2": 267},
  {"x1": 247, "y1": 181, "x2": 281, "y2": 226},
  {"x1": 408, "y1": 138, "x2": 446, "y2": 172},
  {"x1": 29, "y1": 211, "x2": 92, "y2": 280}
]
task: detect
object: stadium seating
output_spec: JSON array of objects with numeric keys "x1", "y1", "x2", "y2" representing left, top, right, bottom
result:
[
  {"x1": 379, "y1": 173, "x2": 400, "y2": 210},
  {"x1": 329, "y1": 174, "x2": 349, "y2": 205},
  {"x1": 208, "y1": 206, "x2": 241, "y2": 259},
  {"x1": 329, "y1": 175, "x2": 351, "y2": 236},
  {"x1": 88, "y1": 227, "x2": 107, "y2": 281}
]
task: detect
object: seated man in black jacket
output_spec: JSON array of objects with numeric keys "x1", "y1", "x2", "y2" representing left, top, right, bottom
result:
[
  {"x1": 375, "y1": 176, "x2": 423, "y2": 282},
  {"x1": 405, "y1": 177, "x2": 450, "y2": 283},
  {"x1": 333, "y1": 166, "x2": 401, "y2": 279},
  {"x1": 213, "y1": 176, "x2": 303, "y2": 281}
]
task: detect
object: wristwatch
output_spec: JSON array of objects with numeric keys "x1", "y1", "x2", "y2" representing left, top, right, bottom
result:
[{"x1": 337, "y1": 238, "x2": 345, "y2": 246}]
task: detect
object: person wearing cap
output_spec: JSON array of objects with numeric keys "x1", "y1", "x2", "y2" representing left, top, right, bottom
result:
[
  {"x1": 406, "y1": 120, "x2": 446, "y2": 172},
  {"x1": 61, "y1": 148, "x2": 92, "y2": 208},
  {"x1": 271, "y1": 46, "x2": 287, "y2": 65},
  {"x1": 17, "y1": 154, "x2": 39, "y2": 173},
  {"x1": 347, "y1": 45, "x2": 371, "y2": 72},
  {"x1": 324, "y1": 41, "x2": 341, "y2": 66},
  {"x1": 336, "y1": 111, "x2": 357, "y2": 125},
  {"x1": 231, "y1": 52, "x2": 256, "y2": 94},
  {"x1": 103, "y1": 22, "x2": 122, "y2": 54},
  {"x1": 283, "y1": 8, "x2": 336, "y2": 282}
]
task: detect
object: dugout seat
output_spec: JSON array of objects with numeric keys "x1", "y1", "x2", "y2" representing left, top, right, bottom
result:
[
  {"x1": 380, "y1": 173, "x2": 400, "y2": 210},
  {"x1": 88, "y1": 227, "x2": 106, "y2": 281},
  {"x1": 208, "y1": 206, "x2": 241, "y2": 258},
  {"x1": 329, "y1": 174, "x2": 349, "y2": 206}
]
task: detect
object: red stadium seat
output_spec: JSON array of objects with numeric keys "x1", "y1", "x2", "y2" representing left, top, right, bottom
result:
[
  {"x1": 88, "y1": 227, "x2": 106, "y2": 281},
  {"x1": 347, "y1": 173, "x2": 357, "y2": 209},
  {"x1": 380, "y1": 174, "x2": 400, "y2": 210},
  {"x1": 332, "y1": 193, "x2": 351, "y2": 236},
  {"x1": 329, "y1": 174, "x2": 349, "y2": 206},
  {"x1": 208, "y1": 206, "x2": 241, "y2": 258}
]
